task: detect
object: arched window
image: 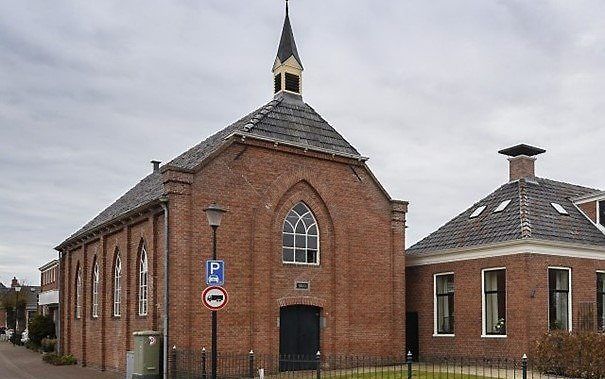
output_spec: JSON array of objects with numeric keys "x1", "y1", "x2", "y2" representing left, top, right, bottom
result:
[
  {"x1": 75, "y1": 265, "x2": 82, "y2": 319},
  {"x1": 282, "y1": 202, "x2": 319, "y2": 265},
  {"x1": 91, "y1": 260, "x2": 99, "y2": 318},
  {"x1": 138, "y1": 245, "x2": 148, "y2": 316},
  {"x1": 113, "y1": 253, "x2": 121, "y2": 317}
]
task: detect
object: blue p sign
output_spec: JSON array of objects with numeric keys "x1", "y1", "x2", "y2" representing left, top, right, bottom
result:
[{"x1": 205, "y1": 260, "x2": 225, "y2": 286}]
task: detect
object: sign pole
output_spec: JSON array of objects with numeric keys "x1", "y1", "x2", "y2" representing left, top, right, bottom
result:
[{"x1": 211, "y1": 225, "x2": 218, "y2": 379}]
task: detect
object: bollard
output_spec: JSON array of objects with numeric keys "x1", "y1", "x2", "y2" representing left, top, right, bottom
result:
[
  {"x1": 170, "y1": 346, "x2": 177, "y2": 379},
  {"x1": 249, "y1": 350, "x2": 255, "y2": 379},
  {"x1": 407, "y1": 351, "x2": 413, "y2": 379},
  {"x1": 521, "y1": 354, "x2": 528, "y2": 379},
  {"x1": 316, "y1": 351, "x2": 321, "y2": 379},
  {"x1": 202, "y1": 348, "x2": 207, "y2": 379}
]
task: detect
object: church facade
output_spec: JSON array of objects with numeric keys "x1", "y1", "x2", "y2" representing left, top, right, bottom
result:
[{"x1": 55, "y1": 5, "x2": 407, "y2": 373}]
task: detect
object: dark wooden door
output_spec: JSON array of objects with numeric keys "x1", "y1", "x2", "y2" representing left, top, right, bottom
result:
[
  {"x1": 279, "y1": 305, "x2": 320, "y2": 371},
  {"x1": 406, "y1": 312, "x2": 419, "y2": 361}
]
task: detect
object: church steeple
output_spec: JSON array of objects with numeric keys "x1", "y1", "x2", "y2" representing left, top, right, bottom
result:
[{"x1": 273, "y1": 0, "x2": 303, "y2": 97}]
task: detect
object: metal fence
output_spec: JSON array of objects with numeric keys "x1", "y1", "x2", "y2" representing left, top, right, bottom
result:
[{"x1": 169, "y1": 351, "x2": 558, "y2": 379}]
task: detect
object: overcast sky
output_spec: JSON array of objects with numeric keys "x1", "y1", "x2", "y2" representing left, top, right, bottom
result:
[{"x1": 1, "y1": 1, "x2": 604, "y2": 285}]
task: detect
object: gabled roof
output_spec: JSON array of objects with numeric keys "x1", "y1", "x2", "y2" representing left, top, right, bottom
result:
[
  {"x1": 407, "y1": 178, "x2": 605, "y2": 255},
  {"x1": 276, "y1": 2, "x2": 302, "y2": 68},
  {"x1": 58, "y1": 93, "x2": 362, "y2": 248}
]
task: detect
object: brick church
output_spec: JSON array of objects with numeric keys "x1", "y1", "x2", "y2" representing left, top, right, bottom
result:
[{"x1": 55, "y1": 3, "x2": 408, "y2": 373}]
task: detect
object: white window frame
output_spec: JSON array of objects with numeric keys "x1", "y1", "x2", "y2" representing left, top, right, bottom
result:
[
  {"x1": 75, "y1": 267, "x2": 82, "y2": 319},
  {"x1": 113, "y1": 254, "x2": 122, "y2": 317},
  {"x1": 548, "y1": 266, "x2": 572, "y2": 332},
  {"x1": 598, "y1": 201, "x2": 605, "y2": 231},
  {"x1": 433, "y1": 272, "x2": 455, "y2": 337},
  {"x1": 481, "y1": 267, "x2": 507, "y2": 338},
  {"x1": 138, "y1": 246, "x2": 148, "y2": 316},
  {"x1": 282, "y1": 203, "x2": 320, "y2": 266},
  {"x1": 92, "y1": 262, "x2": 99, "y2": 318}
]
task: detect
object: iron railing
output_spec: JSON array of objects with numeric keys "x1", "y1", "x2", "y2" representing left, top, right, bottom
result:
[{"x1": 170, "y1": 350, "x2": 566, "y2": 379}]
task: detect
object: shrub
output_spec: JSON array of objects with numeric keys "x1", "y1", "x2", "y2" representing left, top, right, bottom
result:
[
  {"x1": 532, "y1": 330, "x2": 605, "y2": 379},
  {"x1": 25, "y1": 340, "x2": 40, "y2": 351},
  {"x1": 28, "y1": 314, "x2": 55, "y2": 345},
  {"x1": 10, "y1": 332, "x2": 22, "y2": 346},
  {"x1": 42, "y1": 353, "x2": 77, "y2": 366},
  {"x1": 40, "y1": 338, "x2": 57, "y2": 353}
]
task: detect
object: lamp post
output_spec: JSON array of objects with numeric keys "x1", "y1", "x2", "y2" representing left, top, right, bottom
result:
[{"x1": 204, "y1": 203, "x2": 227, "y2": 379}]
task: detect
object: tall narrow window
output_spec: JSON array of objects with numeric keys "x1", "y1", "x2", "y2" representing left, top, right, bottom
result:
[
  {"x1": 75, "y1": 266, "x2": 82, "y2": 319},
  {"x1": 434, "y1": 273, "x2": 455, "y2": 335},
  {"x1": 113, "y1": 253, "x2": 121, "y2": 317},
  {"x1": 282, "y1": 202, "x2": 319, "y2": 265},
  {"x1": 483, "y1": 269, "x2": 506, "y2": 335},
  {"x1": 549, "y1": 268, "x2": 571, "y2": 330},
  {"x1": 138, "y1": 246, "x2": 148, "y2": 316},
  {"x1": 92, "y1": 261, "x2": 99, "y2": 318},
  {"x1": 598, "y1": 272, "x2": 605, "y2": 331}
]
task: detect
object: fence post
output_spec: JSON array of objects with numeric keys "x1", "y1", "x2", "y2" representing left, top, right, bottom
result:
[
  {"x1": 202, "y1": 347, "x2": 207, "y2": 379},
  {"x1": 249, "y1": 350, "x2": 255, "y2": 379},
  {"x1": 522, "y1": 354, "x2": 527, "y2": 379},
  {"x1": 170, "y1": 346, "x2": 177, "y2": 379},
  {"x1": 316, "y1": 351, "x2": 321, "y2": 379},
  {"x1": 407, "y1": 351, "x2": 413, "y2": 379}
]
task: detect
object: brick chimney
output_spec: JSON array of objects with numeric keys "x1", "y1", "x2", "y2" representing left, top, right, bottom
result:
[
  {"x1": 11, "y1": 277, "x2": 19, "y2": 288},
  {"x1": 498, "y1": 144, "x2": 546, "y2": 182},
  {"x1": 151, "y1": 160, "x2": 161, "y2": 173}
]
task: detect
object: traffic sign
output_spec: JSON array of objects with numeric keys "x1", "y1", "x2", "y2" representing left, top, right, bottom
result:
[
  {"x1": 202, "y1": 286, "x2": 228, "y2": 310},
  {"x1": 205, "y1": 260, "x2": 225, "y2": 286}
]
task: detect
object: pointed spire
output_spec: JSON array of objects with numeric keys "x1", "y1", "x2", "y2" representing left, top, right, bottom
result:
[{"x1": 276, "y1": 0, "x2": 303, "y2": 68}]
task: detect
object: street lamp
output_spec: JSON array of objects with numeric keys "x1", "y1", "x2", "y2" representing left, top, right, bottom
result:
[{"x1": 204, "y1": 202, "x2": 227, "y2": 379}]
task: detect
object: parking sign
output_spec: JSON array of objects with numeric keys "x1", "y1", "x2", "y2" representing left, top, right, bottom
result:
[{"x1": 205, "y1": 260, "x2": 225, "y2": 286}]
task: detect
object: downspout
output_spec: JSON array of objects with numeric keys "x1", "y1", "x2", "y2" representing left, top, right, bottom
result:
[
  {"x1": 160, "y1": 197, "x2": 169, "y2": 379},
  {"x1": 57, "y1": 251, "x2": 62, "y2": 355}
]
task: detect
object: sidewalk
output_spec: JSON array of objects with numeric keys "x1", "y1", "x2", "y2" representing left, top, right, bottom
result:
[{"x1": 0, "y1": 341, "x2": 121, "y2": 379}]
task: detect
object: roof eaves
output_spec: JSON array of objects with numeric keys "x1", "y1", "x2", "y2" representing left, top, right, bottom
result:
[
  {"x1": 55, "y1": 198, "x2": 164, "y2": 251},
  {"x1": 227, "y1": 131, "x2": 368, "y2": 162}
]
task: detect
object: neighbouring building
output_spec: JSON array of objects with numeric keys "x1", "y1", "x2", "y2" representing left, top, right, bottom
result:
[
  {"x1": 55, "y1": 3, "x2": 407, "y2": 373},
  {"x1": 39, "y1": 260, "x2": 60, "y2": 335},
  {"x1": 406, "y1": 144, "x2": 605, "y2": 359},
  {"x1": 0, "y1": 282, "x2": 8, "y2": 327},
  {"x1": 0, "y1": 278, "x2": 40, "y2": 332}
]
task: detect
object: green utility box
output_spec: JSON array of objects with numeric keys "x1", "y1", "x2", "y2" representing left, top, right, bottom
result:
[{"x1": 132, "y1": 331, "x2": 162, "y2": 379}]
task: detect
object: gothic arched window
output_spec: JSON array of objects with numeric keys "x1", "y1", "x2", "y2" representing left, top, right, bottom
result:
[
  {"x1": 113, "y1": 252, "x2": 121, "y2": 317},
  {"x1": 282, "y1": 202, "x2": 319, "y2": 265},
  {"x1": 75, "y1": 265, "x2": 82, "y2": 319},
  {"x1": 138, "y1": 245, "x2": 148, "y2": 316},
  {"x1": 91, "y1": 260, "x2": 99, "y2": 318}
]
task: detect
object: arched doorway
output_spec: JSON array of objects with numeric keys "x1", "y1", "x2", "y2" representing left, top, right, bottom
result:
[{"x1": 279, "y1": 305, "x2": 320, "y2": 370}]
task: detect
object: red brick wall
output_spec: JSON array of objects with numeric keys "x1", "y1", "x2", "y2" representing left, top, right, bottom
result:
[
  {"x1": 40, "y1": 264, "x2": 58, "y2": 292},
  {"x1": 60, "y1": 139, "x2": 405, "y2": 372},
  {"x1": 165, "y1": 140, "x2": 406, "y2": 357},
  {"x1": 407, "y1": 253, "x2": 605, "y2": 359},
  {"x1": 578, "y1": 201, "x2": 597, "y2": 223}
]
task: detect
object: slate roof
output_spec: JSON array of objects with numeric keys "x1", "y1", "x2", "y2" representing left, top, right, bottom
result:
[
  {"x1": 407, "y1": 177, "x2": 605, "y2": 254},
  {"x1": 58, "y1": 93, "x2": 361, "y2": 248},
  {"x1": 276, "y1": 2, "x2": 302, "y2": 68}
]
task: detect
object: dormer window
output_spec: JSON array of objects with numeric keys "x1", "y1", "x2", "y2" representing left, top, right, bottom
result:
[
  {"x1": 470, "y1": 206, "x2": 486, "y2": 219},
  {"x1": 284, "y1": 73, "x2": 300, "y2": 93},
  {"x1": 493, "y1": 200, "x2": 512, "y2": 213},
  {"x1": 599, "y1": 201, "x2": 605, "y2": 227},
  {"x1": 551, "y1": 202, "x2": 569, "y2": 215}
]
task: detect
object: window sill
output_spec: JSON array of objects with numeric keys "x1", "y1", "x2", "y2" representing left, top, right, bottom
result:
[
  {"x1": 481, "y1": 334, "x2": 507, "y2": 338},
  {"x1": 282, "y1": 262, "x2": 320, "y2": 267},
  {"x1": 432, "y1": 334, "x2": 455, "y2": 337}
]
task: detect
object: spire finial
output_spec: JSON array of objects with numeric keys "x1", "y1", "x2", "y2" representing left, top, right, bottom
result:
[{"x1": 286, "y1": 0, "x2": 289, "y2": 16}]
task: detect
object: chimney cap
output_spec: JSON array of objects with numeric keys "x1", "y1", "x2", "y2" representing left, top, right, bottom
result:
[
  {"x1": 151, "y1": 160, "x2": 161, "y2": 173},
  {"x1": 498, "y1": 144, "x2": 546, "y2": 157}
]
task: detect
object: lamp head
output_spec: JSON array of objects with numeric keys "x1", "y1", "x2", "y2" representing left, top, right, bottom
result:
[{"x1": 204, "y1": 203, "x2": 227, "y2": 227}]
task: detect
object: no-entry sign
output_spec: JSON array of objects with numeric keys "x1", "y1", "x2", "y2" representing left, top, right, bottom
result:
[{"x1": 202, "y1": 286, "x2": 229, "y2": 311}]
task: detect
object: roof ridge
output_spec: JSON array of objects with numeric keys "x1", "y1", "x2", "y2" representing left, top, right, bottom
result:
[
  {"x1": 518, "y1": 179, "x2": 532, "y2": 239},
  {"x1": 242, "y1": 97, "x2": 283, "y2": 133},
  {"x1": 536, "y1": 177, "x2": 600, "y2": 193}
]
